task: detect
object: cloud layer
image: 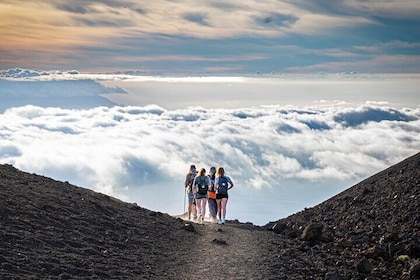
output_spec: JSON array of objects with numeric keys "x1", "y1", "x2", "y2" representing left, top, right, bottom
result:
[{"x1": 1, "y1": 91, "x2": 419, "y2": 224}]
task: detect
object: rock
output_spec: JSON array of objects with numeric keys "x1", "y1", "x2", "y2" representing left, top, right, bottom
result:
[
  {"x1": 409, "y1": 261, "x2": 420, "y2": 279},
  {"x1": 271, "y1": 222, "x2": 287, "y2": 234},
  {"x1": 324, "y1": 271, "x2": 341, "y2": 280},
  {"x1": 288, "y1": 229, "x2": 299, "y2": 238},
  {"x1": 357, "y1": 257, "x2": 372, "y2": 274},
  {"x1": 362, "y1": 245, "x2": 386, "y2": 258},
  {"x1": 301, "y1": 222, "x2": 323, "y2": 244},
  {"x1": 410, "y1": 243, "x2": 420, "y2": 258},
  {"x1": 321, "y1": 226, "x2": 335, "y2": 243},
  {"x1": 211, "y1": 238, "x2": 227, "y2": 245},
  {"x1": 183, "y1": 223, "x2": 195, "y2": 232}
]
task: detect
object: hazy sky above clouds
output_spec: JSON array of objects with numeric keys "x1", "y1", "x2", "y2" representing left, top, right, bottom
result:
[{"x1": 1, "y1": 0, "x2": 420, "y2": 74}]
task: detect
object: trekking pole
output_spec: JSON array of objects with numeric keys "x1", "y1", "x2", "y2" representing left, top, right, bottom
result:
[{"x1": 183, "y1": 186, "x2": 186, "y2": 217}]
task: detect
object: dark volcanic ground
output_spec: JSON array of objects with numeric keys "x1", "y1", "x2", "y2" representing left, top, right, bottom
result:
[{"x1": 1, "y1": 152, "x2": 419, "y2": 279}]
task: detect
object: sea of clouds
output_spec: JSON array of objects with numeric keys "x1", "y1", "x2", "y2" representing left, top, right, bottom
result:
[{"x1": 1, "y1": 69, "x2": 419, "y2": 225}]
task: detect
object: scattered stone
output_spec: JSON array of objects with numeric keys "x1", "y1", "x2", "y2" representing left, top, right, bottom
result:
[
  {"x1": 409, "y1": 261, "x2": 420, "y2": 279},
  {"x1": 362, "y1": 245, "x2": 386, "y2": 258},
  {"x1": 357, "y1": 257, "x2": 372, "y2": 274},
  {"x1": 270, "y1": 222, "x2": 287, "y2": 234},
  {"x1": 183, "y1": 223, "x2": 195, "y2": 232},
  {"x1": 410, "y1": 243, "x2": 420, "y2": 258},
  {"x1": 321, "y1": 226, "x2": 334, "y2": 243},
  {"x1": 324, "y1": 271, "x2": 341, "y2": 280},
  {"x1": 129, "y1": 202, "x2": 139, "y2": 209},
  {"x1": 301, "y1": 222, "x2": 323, "y2": 244},
  {"x1": 211, "y1": 238, "x2": 227, "y2": 245}
]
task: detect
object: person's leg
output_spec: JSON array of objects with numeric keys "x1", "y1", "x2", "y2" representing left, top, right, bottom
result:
[
  {"x1": 221, "y1": 198, "x2": 228, "y2": 223},
  {"x1": 214, "y1": 199, "x2": 218, "y2": 219},
  {"x1": 208, "y1": 199, "x2": 217, "y2": 218},
  {"x1": 201, "y1": 199, "x2": 207, "y2": 222},
  {"x1": 207, "y1": 198, "x2": 212, "y2": 217},
  {"x1": 197, "y1": 198, "x2": 202, "y2": 215},
  {"x1": 216, "y1": 199, "x2": 222, "y2": 222},
  {"x1": 192, "y1": 198, "x2": 197, "y2": 219},
  {"x1": 187, "y1": 193, "x2": 193, "y2": 219},
  {"x1": 196, "y1": 202, "x2": 201, "y2": 218}
]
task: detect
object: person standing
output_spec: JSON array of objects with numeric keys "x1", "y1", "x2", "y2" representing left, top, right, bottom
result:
[
  {"x1": 207, "y1": 166, "x2": 218, "y2": 222},
  {"x1": 193, "y1": 168, "x2": 211, "y2": 224},
  {"x1": 184, "y1": 164, "x2": 197, "y2": 220},
  {"x1": 215, "y1": 166, "x2": 234, "y2": 225}
]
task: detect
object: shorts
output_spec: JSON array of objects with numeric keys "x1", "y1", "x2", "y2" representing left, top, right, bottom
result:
[
  {"x1": 195, "y1": 193, "x2": 207, "y2": 200},
  {"x1": 216, "y1": 193, "x2": 228, "y2": 199}
]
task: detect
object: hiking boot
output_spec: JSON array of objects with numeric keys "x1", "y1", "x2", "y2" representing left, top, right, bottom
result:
[{"x1": 200, "y1": 218, "x2": 204, "y2": 225}]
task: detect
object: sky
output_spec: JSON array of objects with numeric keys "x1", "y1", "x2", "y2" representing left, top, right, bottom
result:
[
  {"x1": 1, "y1": 0, "x2": 420, "y2": 74},
  {"x1": 1, "y1": 69, "x2": 419, "y2": 225}
]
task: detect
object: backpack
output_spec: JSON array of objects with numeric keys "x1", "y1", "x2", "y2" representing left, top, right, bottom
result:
[
  {"x1": 196, "y1": 176, "x2": 209, "y2": 195},
  {"x1": 217, "y1": 176, "x2": 229, "y2": 195}
]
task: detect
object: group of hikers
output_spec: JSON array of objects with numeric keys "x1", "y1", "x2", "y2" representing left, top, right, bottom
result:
[{"x1": 184, "y1": 164, "x2": 234, "y2": 225}]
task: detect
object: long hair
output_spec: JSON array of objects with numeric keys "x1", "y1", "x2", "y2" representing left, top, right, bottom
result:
[
  {"x1": 216, "y1": 167, "x2": 225, "y2": 177},
  {"x1": 198, "y1": 168, "x2": 206, "y2": 177}
]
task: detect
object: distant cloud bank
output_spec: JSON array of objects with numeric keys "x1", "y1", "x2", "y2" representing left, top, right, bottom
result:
[{"x1": 1, "y1": 102, "x2": 418, "y2": 200}]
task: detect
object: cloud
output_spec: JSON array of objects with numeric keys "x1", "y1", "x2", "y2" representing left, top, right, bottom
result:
[
  {"x1": 1, "y1": 100, "x2": 418, "y2": 194},
  {"x1": 0, "y1": 70, "x2": 130, "y2": 112},
  {"x1": 183, "y1": 12, "x2": 210, "y2": 27},
  {"x1": 3, "y1": 0, "x2": 419, "y2": 74},
  {"x1": 286, "y1": 54, "x2": 420, "y2": 73},
  {"x1": 340, "y1": 0, "x2": 420, "y2": 19},
  {"x1": 334, "y1": 106, "x2": 417, "y2": 126},
  {"x1": 0, "y1": 143, "x2": 22, "y2": 158},
  {"x1": 287, "y1": 0, "x2": 420, "y2": 20}
]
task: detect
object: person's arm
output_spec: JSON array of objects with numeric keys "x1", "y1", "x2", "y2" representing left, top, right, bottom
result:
[
  {"x1": 228, "y1": 177, "x2": 234, "y2": 189},
  {"x1": 214, "y1": 177, "x2": 219, "y2": 188}
]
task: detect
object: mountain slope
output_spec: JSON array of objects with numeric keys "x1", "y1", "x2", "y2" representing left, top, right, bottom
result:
[
  {"x1": 264, "y1": 152, "x2": 419, "y2": 279},
  {"x1": 0, "y1": 164, "x2": 192, "y2": 279},
  {"x1": 1, "y1": 152, "x2": 419, "y2": 279}
]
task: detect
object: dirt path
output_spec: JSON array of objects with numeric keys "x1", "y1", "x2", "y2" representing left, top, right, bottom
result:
[{"x1": 176, "y1": 218, "x2": 271, "y2": 280}]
